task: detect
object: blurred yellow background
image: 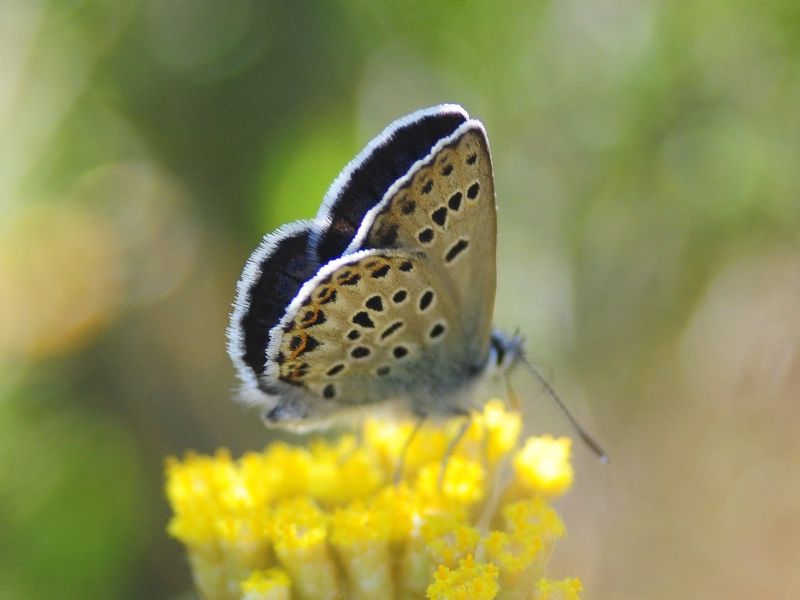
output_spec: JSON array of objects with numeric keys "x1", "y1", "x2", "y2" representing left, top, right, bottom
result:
[{"x1": 1, "y1": 1, "x2": 798, "y2": 598}]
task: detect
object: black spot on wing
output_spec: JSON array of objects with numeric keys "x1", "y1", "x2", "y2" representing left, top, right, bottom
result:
[
  {"x1": 431, "y1": 206, "x2": 448, "y2": 228},
  {"x1": 381, "y1": 321, "x2": 404, "y2": 339},
  {"x1": 448, "y1": 192, "x2": 462, "y2": 211},
  {"x1": 418, "y1": 228, "x2": 434, "y2": 244},
  {"x1": 374, "y1": 223, "x2": 399, "y2": 247},
  {"x1": 401, "y1": 198, "x2": 416, "y2": 214},
  {"x1": 419, "y1": 290, "x2": 434, "y2": 311},
  {"x1": 393, "y1": 345, "x2": 409, "y2": 359},
  {"x1": 466, "y1": 152, "x2": 478, "y2": 165},
  {"x1": 392, "y1": 290, "x2": 408, "y2": 303},
  {"x1": 304, "y1": 336, "x2": 320, "y2": 353},
  {"x1": 295, "y1": 335, "x2": 320, "y2": 356},
  {"x1": 299, "y1": 309, "x2": 326, "y2": 327},
  {"x1": 317, "y1": 286, "x2": 337, "y2": 304},
  {"x1": 429, "y1": 323, "x2": 446, "y2": 339},
  {"x1": 445, "y1": 239, "x2": 469, "y2": 263},
  {"x1": 338, "y1": 272, "x2": 361, "y2": 286},
  {"x1": 371, "y1": 264, "x2": 391, "y2": 278},
  {"x1": 351, "y1": 346, "x2": 371, "y2": 359},
  {"x1": 467, "y1": 182, "x2": 480, "y2": 200},
  {"x1": 326, "y1": 364, "x2": 346, "y2": 376},
  {"x1": 286, "y1": 362, "x2": 309, "y2": 381},
  {"x1": 352, "y1": 311, "x2": 375, "y2": 328},
  {"x1": 315, "y1": 111, "x2": 467, "y2": 259},
  {"x1": 323, "y1": 384, "x2": 336, "y2": 399},
  {"x1": 366, "y1": 295, "x2": 384, "y2": 311},
  {"x1": 239, "y1": 226, "x2": 319, "y2": 375}
]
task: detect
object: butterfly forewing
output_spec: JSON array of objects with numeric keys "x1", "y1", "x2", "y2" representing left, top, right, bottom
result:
[
  {"x1": 356, "y1": 124, "x2": 497, "y2": 365},
  {"x1": 228, "y1": 221, "x2": 320, "y2": 391},
  {"x1": 311, "y1": 106, "x2": 468, "y2": 263}
]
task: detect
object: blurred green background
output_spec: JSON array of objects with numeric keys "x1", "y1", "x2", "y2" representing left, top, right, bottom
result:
[{"x1": 1, "y1": 0, "x2": 798, "y2": 598}]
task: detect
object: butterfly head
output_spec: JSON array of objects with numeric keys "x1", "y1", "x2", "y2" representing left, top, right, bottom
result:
[{"x1": 486, "y1": 329, "x2": 525, "y2": 376}]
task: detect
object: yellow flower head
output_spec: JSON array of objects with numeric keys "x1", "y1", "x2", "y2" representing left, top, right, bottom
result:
[
  {"x1": 165, "y1": 401, "x2": 583, "y2": 599},
  {"x1": 426, "y1": 554, "x2": 499, "y2": 600},
  {"x1": 535, "y1": 577, "x2": 584, "y2": 600},
  {"x1": 240, "y1": 569, "x2": 291, "y2": 600},
  {"x1": 513, "y1": 436, "x2": 574, "y2": 497}
]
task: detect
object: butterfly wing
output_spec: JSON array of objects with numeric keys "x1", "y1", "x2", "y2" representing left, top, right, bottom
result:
[
  {"x1": 261, "y1": 249, "x2": 485, "y2": 427},
  {"x1": 228, "y1": 107, "x2": 498, "y2": 429},
  {"x1": 227, "y1": 221, "x2": 320, "y2": 400},
  {"x1": 349, "y1": 121, "x2": 497, "y2": 367},
  {"x1": 311, "y1": 105, "x2": 468, "y2": 263}
]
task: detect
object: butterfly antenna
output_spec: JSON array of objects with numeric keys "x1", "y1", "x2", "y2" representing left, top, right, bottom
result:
[{"x1": 521, "y1": 355, "x2": 609, "y2": 463}]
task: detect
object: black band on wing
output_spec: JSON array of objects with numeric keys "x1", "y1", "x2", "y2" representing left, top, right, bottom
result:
[
  {"x1": 238, "y1": 226, "x2": 319, "y2": 375},
  {"x1": 314, "y1": 110, "x2": 467, "y2": 262}
]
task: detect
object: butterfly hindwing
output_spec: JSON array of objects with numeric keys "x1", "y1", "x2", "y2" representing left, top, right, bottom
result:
[
  {"x1": 262, "y1": 250, "x2": 485, "y2": 423},
  {"x1": 228, "y1": 221, "x2": 320, "y2": 393}
]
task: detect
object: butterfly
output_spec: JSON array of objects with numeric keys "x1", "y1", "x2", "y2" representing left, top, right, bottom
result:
[{"x1": 227, "y1": 104, "x2": 524, "y2": 431}]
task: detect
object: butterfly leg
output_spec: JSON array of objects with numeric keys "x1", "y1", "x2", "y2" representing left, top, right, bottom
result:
[
  {"x1": 393, "y1": 413, "x2": 427, "y2": 485},
  {"x1": 438, "y1": 409, "x2": 472, "y2": 489}
]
